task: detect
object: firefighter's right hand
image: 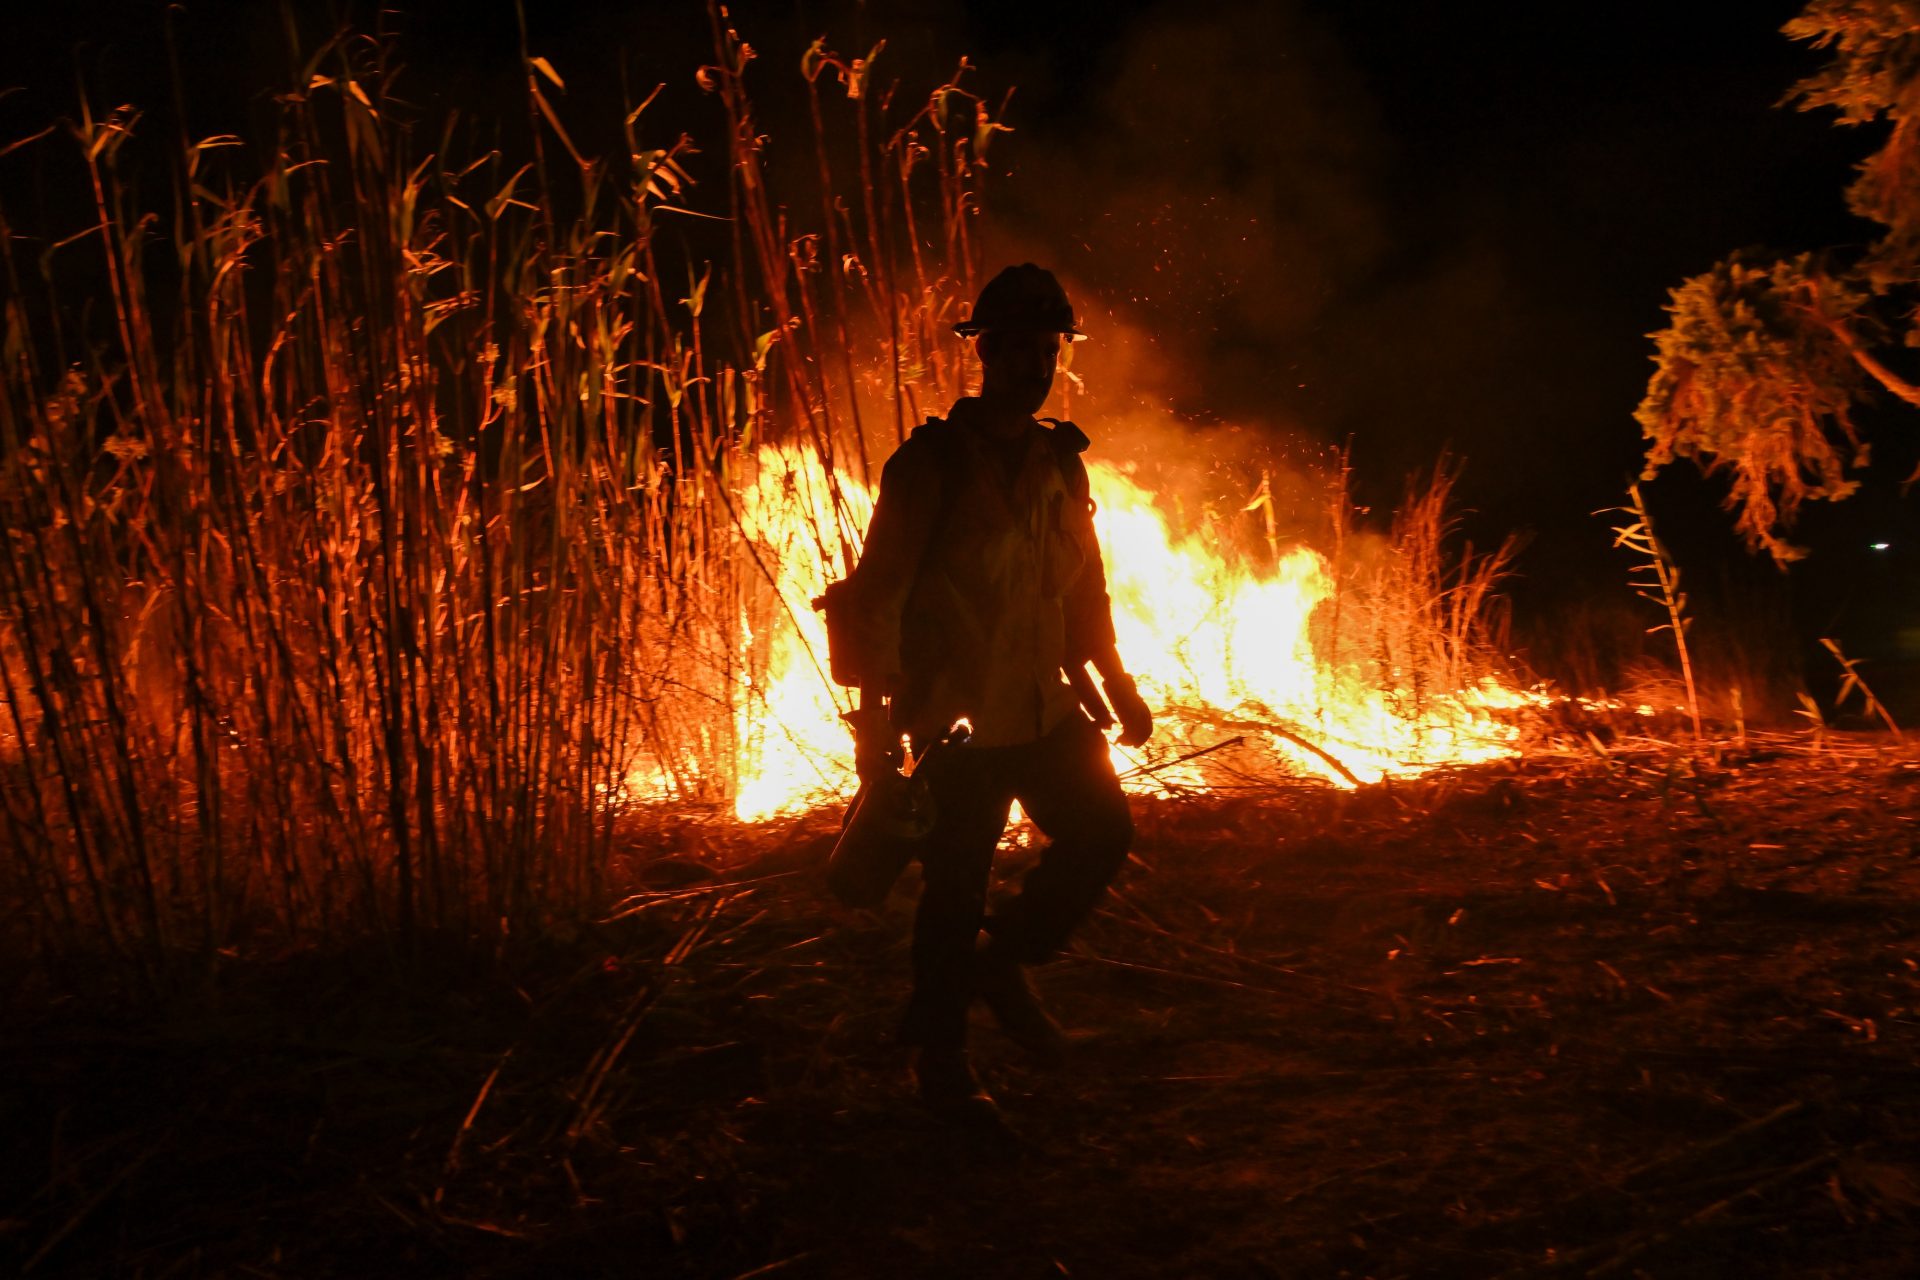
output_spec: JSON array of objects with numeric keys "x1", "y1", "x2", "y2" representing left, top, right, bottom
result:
[
  {"x1": 1104, "y1": 673, "x2": 1154, "y2": 748},
  {"x1": 844, "y1": 704, "x2": 903, "y2": 781}
]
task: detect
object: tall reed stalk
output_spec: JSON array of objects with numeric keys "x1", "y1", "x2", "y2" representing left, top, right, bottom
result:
[
  {"x1": 0, "y1": 10, "x2": 1002, "y2": 974},
  {"x1": 1319, "y1": 456, "x2": 1519, "y2": 731},
  {"x1": 1608, "y1": 482, "x2": 1704, "y2": 742},
  {"x1": 0, "y1": 8, "x2": 1527, "y2": 982}
]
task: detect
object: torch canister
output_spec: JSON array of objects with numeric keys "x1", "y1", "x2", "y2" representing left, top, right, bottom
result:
[{"x1": 825, "y1": 726, "x2": 965, "y2": 909}]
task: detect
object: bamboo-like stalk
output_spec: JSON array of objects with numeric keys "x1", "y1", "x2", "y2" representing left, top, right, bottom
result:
[
  {"x1": 1820, "y1": 637, "x2": 1903, "y2": 740},
  {"x1": 0, "y1": 14, "x2": 999, "y2": 977},
  {"x1": 1609, "y1": 482, "x2": 1705, "y2": 743},
  {"x1": 0, "y1": 12, "x2": 1516, "y2": 981}
]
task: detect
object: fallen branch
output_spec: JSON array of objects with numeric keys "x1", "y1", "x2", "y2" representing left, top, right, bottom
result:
[
  {"x1": 1101, "y1": 888, "x2": 1376, "y2": 999},
  {"x1": 1116, "y1": 735, "x2": 1247, "y2": 782},
  {"x1": 1169, "y1": 705, "x2": 1366, "y2": 787},
  {"x1": 599, "y1": 871, "x2": 800, "y2": 923},
  {"x1": 1068, "y1": 947, "x2": 1378, "y2": 1014},
  {"x1": 1482, "y1": 1100, "x2": 1811, "y2": 1275},
  {"x1": 1587, "y1": 1150, "x2": 1836, "y2": 1277},
  {"x1": 1617, "y1": 1100, "x2": 1803, "y2": 1189},
  {"x1": 24, "y1": 1136, "x2": 167, "y2": 1274}
]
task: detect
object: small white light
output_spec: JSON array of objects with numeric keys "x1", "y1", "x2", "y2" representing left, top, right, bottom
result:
[{"x1": 1871, "y1": 542, "x2": 1892, "y2": 551}]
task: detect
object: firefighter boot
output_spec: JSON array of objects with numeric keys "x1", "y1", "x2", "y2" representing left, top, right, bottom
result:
[
  {"x1": 914, "y1": 1047, "x2": 999, "y2": 1124},
  {"x1": 975, "y1": 943, "x2": 1067, "y2": 1064}
]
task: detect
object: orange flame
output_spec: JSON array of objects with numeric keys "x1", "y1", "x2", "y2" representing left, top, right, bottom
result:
[
  {"x1": 654, "y1": 443, "x2": 1534, "y2": 821},
  {"x1": 730, "y1": 446, "x2": 874, "y2": 823},
  {"x1": 1088, "y1": 461, "x2": 1532, "y2": 790}
]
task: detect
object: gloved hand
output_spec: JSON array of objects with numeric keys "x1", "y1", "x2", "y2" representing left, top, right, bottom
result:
[
  {"x1": 1103, "y1": 672, "x2": 1153, "y2": 747},
  {"x1": 844, "y1": 702, "x2": 903, "y2": 782}
]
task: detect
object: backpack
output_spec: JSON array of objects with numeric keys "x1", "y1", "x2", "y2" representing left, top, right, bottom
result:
[{"x1": 814, "y1": 415, "x2": 1094, "y2": 690}]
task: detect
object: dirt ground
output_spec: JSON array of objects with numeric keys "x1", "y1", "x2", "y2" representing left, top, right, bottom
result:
[{"x1": 7, "y1": 734, "x2": 1920, "y2": 1278}]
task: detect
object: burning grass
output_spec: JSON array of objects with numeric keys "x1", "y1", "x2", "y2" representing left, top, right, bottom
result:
[
  {"x1": 0, "y1": 12, "x2": 1532, "y2": 978},
  {"x1": 4, "y1": 11, "x2": 1911, "y2": 1276},
  {"x1": 0, "y1": 13, "x2": 994, "y2": 967}
]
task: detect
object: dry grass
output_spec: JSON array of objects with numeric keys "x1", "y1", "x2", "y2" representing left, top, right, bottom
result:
[
  {"x1": 0, "y1": 12, "x2": 1529, "y2": 985},
  {"x1": 1338, "y1": 455, "x2": 1520, "y2": 721},
  {"x1": 5, "y1": 738, "x2": 1918, "y2": 1277},
  {"x1": 0, "y1": 12, "x2": 996, "y2": 974}
]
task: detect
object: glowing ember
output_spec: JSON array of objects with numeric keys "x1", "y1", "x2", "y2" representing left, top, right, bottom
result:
[{"x1": 654, "y1": 442, "x2": 1535, "y2": 821}]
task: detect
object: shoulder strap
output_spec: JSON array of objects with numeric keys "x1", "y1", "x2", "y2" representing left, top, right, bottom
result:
[
  {"x1": 898, "y1": 415, "x2": 967, "y2": 551},
  {"x1": 906, "y1": 412, "x2": 1094, "y2": 507},
  {"x1": 904, "y1": 414, "x2": 963, "y2": 522},
  {"x1": 1040, "y1": 417, "x2": 1090, "y2": 454},
  {"x1": 1039, "y1": 417, "x2": 1093, "y2": 504},
  {"x1": 908, "y1": 413, "x2": 963, "y2": 463}
]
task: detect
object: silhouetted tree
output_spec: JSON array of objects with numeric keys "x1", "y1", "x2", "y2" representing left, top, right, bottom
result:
[{"x1": 1638, "y1": 1, "x2": 1920, "y2": 561}]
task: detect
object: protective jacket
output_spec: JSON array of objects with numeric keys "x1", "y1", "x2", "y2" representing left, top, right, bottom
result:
[{"x1": 838, "y1": 397, "x2": 1118, "y2": 748}]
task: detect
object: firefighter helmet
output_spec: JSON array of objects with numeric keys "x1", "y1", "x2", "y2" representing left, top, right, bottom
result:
[{"x1": 953, "y1": 263, "x2": 1085, "y2": 339}]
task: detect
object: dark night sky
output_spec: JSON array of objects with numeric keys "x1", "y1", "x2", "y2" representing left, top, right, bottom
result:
[
  {"x1": 5, "y1": 0, "x2": 1915, "y2": 702},
  {"x1": 955, "y1": 1, "x2": 1896, "y2": 591}
]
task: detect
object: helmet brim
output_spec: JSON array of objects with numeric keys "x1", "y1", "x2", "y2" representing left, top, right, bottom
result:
[{"x1": 952, "y1": 321, "x2": 1086, "y2": 341}]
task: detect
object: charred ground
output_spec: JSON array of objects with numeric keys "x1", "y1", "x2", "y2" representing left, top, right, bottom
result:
[{"x1": 5, "y1": 736, "x2": 1920, "y2": 1278}]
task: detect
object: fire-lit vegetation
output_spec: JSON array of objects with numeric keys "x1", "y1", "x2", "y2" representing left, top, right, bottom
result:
[
  {"x1": 0, "y1": 14, "x2": 1531, "y2": 974},
  {"x1": 0, "y1": 12, "x2": 1002, "y2": 967},
  {"x1": 4, "y1": 6, "x2": 1919, "y2": 1278},
  {"x1": 1640, "y1": 2, "x2": 1920, "y2": 561}
]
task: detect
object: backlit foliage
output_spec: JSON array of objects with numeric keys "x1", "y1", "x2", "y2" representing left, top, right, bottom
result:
[
  {"x1": 0, "y1": 17, "x2": 999, "y2": 966},
  {"x1": 1635, "y1": 254, "x2": 1869, "y2": 561},
  {"x1": 1785, "y1": 0, "x2": 1920, "y2": 284},
  {"x1": 0, "y1": 14, "x2": 1528, "y2": 977},
  {"x1": 1639, "y1": 2, "x2": 1920, "y2": 559}
]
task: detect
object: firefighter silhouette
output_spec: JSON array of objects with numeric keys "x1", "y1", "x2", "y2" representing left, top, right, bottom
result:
[{"x1": 819, "y1": 264, "x2": 1153, "y2": 1120}]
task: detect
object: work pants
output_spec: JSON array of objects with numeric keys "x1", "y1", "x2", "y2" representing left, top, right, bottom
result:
[{"x1": 900, "y1": 713, "x2": 1134, "y2": 1051}]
